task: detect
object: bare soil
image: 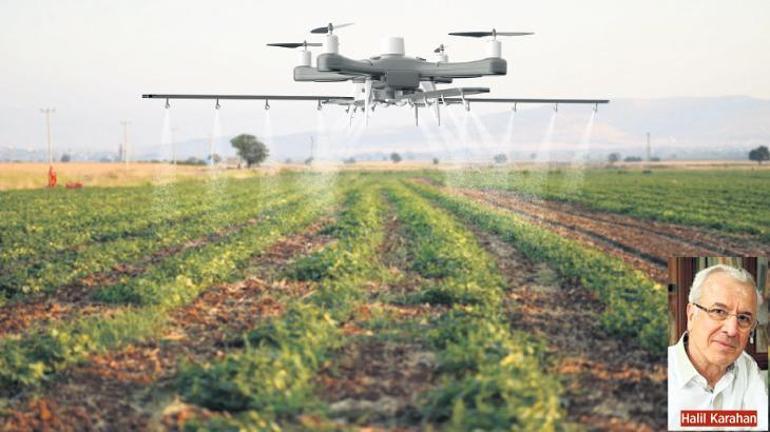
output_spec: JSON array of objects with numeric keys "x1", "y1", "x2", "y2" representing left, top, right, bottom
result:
[
  {"x1": 312, "y1": 199, "x2": 441, "y2": 430},
  {"x1": 454, "y1": 187, "x2": 769, "y2": 283},
  {"x1": 469, "y1": 224, "x2": 667, "y2": 431},
  {"x1": 0, "y1": 217, "x2": 263, "y2": 337},
  {"x1": 0, "y1": 220, "x2": 334, "y2": 431}
]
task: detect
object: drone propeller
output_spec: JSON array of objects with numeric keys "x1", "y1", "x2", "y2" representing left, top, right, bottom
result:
[
  {"x1": 310, "y1": 22, "x2": 354, "y2": 34},
  {"x1": 449, "y1": 29, "x2": 534, "y2": 39},
  {"x1": 267, "y1": 41, "x2": 322, "y2": 49}
]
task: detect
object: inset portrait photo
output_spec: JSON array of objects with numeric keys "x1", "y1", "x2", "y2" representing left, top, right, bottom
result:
[{"x1": 668, "y1": 257, "x2": 769, "y2": 431}]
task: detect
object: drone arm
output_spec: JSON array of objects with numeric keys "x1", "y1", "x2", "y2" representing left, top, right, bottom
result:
[
  {"x1": 293, "y1": 66, "x2": 353, "y2": 82},
  {"x1": 419, "y1": 58, "x2": 506, "y2": 79},
  {"x1": 316, "y1": 53, "x2": 379, "y2": 76}
]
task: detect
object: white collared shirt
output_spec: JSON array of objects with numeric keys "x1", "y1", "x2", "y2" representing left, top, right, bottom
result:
[{"x1": 668, "y1": 332, "x2": 768, "y2": 431}]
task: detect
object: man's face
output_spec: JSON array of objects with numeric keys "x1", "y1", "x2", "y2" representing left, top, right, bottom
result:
[{"x1": 687, "y1": 272, "x2": 757, "y2": 369}]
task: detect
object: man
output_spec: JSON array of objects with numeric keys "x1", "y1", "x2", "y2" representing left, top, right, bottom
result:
[{"x1": 669, "y1": 264, "x2": 768, "y2": 431}]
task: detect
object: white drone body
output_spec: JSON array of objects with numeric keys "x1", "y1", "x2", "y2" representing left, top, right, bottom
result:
[{"x1": 144, "y1": 23, "x2": 608, "y2": 126}]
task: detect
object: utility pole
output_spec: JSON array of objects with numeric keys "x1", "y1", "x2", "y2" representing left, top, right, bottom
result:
[
  {"x1": 121, "y1": 121, "x2": 131, "y2": 166},
  {"x1": 646, "y1": 132, "x2": 651, "y2": 162},
  {"x1": 40, "y1": 108, "x2": 55, "y2": 164}
]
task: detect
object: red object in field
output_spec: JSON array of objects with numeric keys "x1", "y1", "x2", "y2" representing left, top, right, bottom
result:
[
  {"x1": 47, "y1": 165, "x2": 57, "y2": 188},
  {"x1": 65, "y1": 182, "x2": 83, "y2": 189}
]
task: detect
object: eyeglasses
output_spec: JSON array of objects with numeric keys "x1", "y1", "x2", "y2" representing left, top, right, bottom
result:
[{"x1": 693, "y1": 303, "x2": 756, "y2": 330}]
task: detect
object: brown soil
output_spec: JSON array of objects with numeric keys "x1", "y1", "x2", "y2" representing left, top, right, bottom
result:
[
  {"x1": 0, "y1": 219, "x2": 335, "y2": 432},
  {"x1": 470, "y1": 224, "x2": 667, "y2": 431},
  {"x1": 312, "y1": 200, "x2": 441, "y2": 430},
  {"x1": 0, "y1": 217, "x2": 263, "y2": 337},
  {"x1": 453, "y1": 187, "x2": 768, "y2": 283}
]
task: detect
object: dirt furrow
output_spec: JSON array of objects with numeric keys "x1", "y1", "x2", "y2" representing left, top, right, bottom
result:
[
  {"x1": 0, "y1": 217, "x2": 263, "y2": 338},
  {"x1": 1, "y1": 219, "x2": 335, "y2": 432},
  {"x1": 313, "y1": 199, "x2": 441, "y2": 430},
  {"x1": 468, "y1": 224, "x2": 666, "y2": 431},
  {"x1": 454, "y1": 187, "x2": 765, "y2": 283},
  {"x1": 468, "y1": 187, "x2": 767, "y2": 255}
]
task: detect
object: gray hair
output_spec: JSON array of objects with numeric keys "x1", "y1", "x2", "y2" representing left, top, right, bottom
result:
[{"x1": 688, "y1": 264, "x2": 763, "y2": 313}]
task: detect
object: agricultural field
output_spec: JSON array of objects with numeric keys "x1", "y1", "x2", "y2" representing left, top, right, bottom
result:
[
  {"x1": 0, "y1": 163, "x2": 273, "y2": 191},
  {"x1": 0, "y1": 165, "x2": 767, "y2": 430}
]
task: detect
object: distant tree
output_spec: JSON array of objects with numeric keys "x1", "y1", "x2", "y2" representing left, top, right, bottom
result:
[
  {"x1": 60, "y1": 153, "x2": 71, "y2": 162},
  {"x1": 493, "y1": 153, "x2": 508, "y2": 164},
  {"x1": 230, "y1": 134, "x2": 269, "y2": 167},
  {"x1": 304, "y1": 157, "x2": 314, "y2": 166},
  {"x1": 390, "y1": 152, "x2": 402, "y2": 163},
  {"x1": 343, "y1": 157, "x2": 356, "y2": 164},
  {"x1": 183, "y1": 156, "x2": 206, "y2": 166},
  {"x1": 207, "y1": 153, "x2": 222, "y2": 164},
  {"x1": 749, "y1": 146, "x2": 769, "y2": 165},
  {"x1": 624, "y1": 156, "x2": 643, "y2": 162},
  {"x1": 284, "y1": 158, "x2": 293, "y2": 164},
  {"x1": 608, "y1": 152, "x2": 621, "y2": 164},
  {"x1": 650, "y1": 156, "x2": 661, "y2": 162},
  {"x1": 432, "y1": 157, "x2": 439, "y2": 165}
]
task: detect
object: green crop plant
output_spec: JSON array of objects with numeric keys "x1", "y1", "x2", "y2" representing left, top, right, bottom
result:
[
  {"x1": 284, "y1": 187, "x2": 387, "y2": 285},
  {"x1": 432, "y1": 168, "x2": 770, "y2": 241},
  {"x1": 0, "y1": 176, "x2": 299, "y2": 299},
  {"x1": 382, "y1": 181, "x2": 565, "y2": 431},
  {"x1": 177, "y1": 303, "x2": 342, "y2": 414},
  {"x1": 0, "y1": 305, "x2": 166, "y2": 393},
  {"x1": 93, "y1": 190, "x2": 321, "y2": 306},
  {"x1": 0, "y1": 176, "x2": 339, "y2": 390},
  {"x1": 386, "y1": 182, "x2": 503, "y2": 308},
  {"x1": 410, "y1": 180, "x2": 667, "y2": 355},
  {"x1": 173, "y1": 180, "x2": 389, "y2": 428}
]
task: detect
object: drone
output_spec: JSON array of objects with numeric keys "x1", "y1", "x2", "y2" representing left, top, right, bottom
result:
[{"x1": 143, "y1": 23, "x2": 608, "y2": 126}]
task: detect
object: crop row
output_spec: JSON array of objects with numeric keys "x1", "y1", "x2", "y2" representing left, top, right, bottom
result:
[
  {"x1": 0, "y1": 175, "x2": 289, "y2": 280},
  {"x1": 172, "y1": 181, "x2": 388, "y2": 429},
  {"x1": 92, "y1": 190, "x2": 324, "y2": 306},
  {"x1": 431, "y1": 168, "x2": 770, "y2": 241},
  {"x1": 0, "y1": 178, "x2": 341, "y2": 391},
  {"x1": 0, "y1": 180, "x2": 234, "y2": 251},
  {"x1": 386, "y1": 182, "x2": 564, "y2": 430},
  {"x1": 0, "y1": 181, "x2": 304, "y2": 301},
  {"x1": 409, "y1": 179, "x2": 667, "y2": 354},
  {"x1": 0, "y1": 184, "x2": 246, "y2": 265},
  {"x1": 0, "y1": 172, "x2": 301, "y2": 232}
]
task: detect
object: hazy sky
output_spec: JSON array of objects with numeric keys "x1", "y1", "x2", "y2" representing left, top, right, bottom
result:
[{"x1": 1, "y1": 0, "x2": 769, "y2": 155}]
